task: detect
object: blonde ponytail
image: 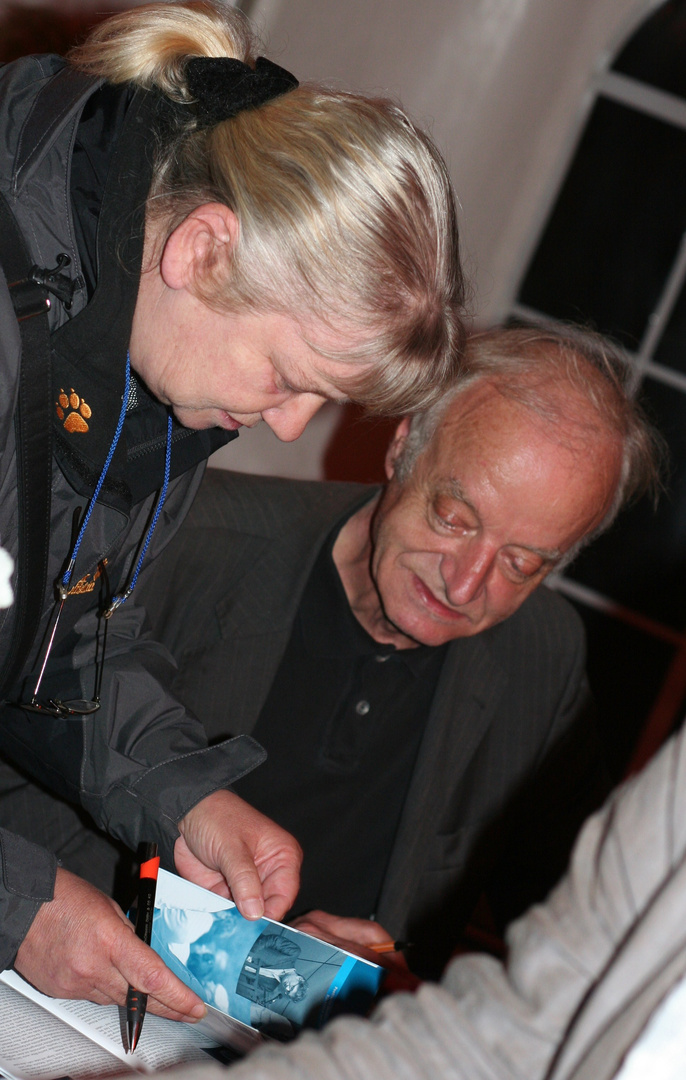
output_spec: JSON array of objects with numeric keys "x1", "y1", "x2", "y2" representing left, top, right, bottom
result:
[{"x1": 68, "y1": 1, "x2": 255, "y2": 99}]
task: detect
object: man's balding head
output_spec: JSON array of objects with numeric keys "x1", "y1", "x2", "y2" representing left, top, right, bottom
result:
[
  {"x1": 395, "y1": 324, "x2": 661, "y2": 549},
  {"x1": 353, "y1": 325, "x2": 662, "y2": 648}
]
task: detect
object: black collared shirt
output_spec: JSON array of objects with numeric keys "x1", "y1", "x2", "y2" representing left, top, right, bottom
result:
[{"x1": 233, "y1": 525, "x2": 447, "y2": 920}]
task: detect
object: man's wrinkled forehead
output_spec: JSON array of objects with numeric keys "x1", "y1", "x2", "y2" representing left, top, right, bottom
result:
[
  {"x1": 413, "y1": 375, "x2": 589, "y2": 485},
  {"x1": 409, "y1": 382, "x2": 504, "y2": 487}
]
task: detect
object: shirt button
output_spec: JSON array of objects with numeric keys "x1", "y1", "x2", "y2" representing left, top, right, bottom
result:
[{"x1": 355, "y1": 700, "x2": 371, "y2": 716}]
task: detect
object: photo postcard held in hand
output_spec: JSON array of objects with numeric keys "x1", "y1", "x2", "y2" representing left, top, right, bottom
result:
[{"x1": 151, "y1": 869, "x2": 384, "y2": 1049}]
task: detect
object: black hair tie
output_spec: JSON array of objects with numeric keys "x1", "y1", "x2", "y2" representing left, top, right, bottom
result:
[{"x1": 186, "y1": 55, "x2": 298, "y2": 128}]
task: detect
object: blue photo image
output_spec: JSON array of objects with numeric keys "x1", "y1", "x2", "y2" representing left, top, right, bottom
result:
[
  {"x1": 235, "y1": 925, "x2": 380, "y2": 1034},
  {"x1": 150, "y1": 871, "x2": 383, "y2": 1043}
]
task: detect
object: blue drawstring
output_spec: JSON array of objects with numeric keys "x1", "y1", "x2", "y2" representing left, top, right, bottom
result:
[
  {"x1": 59, "y1": 351, "x2": 173, "y2": 617},
  {"x1": 60, "y1": 355, "x2": 132, "y2": 595},
  {"x1": 105, "y1": 412, "x2": 173, "y2": 616}
]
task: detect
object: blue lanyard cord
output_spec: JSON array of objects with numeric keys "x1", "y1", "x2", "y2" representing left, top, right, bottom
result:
[
  {"x1": 59, "y1": 350, "x2": 174, "y2": 619},
  {"x1": 60, "y1": 354, "x2": 132, "y2": 597},
  {"x1": 104, "y1": 411, "x2": 173, "y2": 617}
]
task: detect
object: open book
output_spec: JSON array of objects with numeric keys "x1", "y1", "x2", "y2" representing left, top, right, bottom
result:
[
  {"x1": 0, "y1": 968, "x2": 231, "y2": 1080},
  {"x1": 151, "y1": 869, "x2": 384, "y2": 1047}
]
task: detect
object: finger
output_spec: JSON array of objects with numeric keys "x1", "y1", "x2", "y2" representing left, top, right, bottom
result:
[
  {"x1": 259, "y1": 847, "x2": 303, "y2": 920},
  {"x1": 222, "y1": 855, "x2": 265, "y2": 920},
  {"x1": 381, "y1": 967, "x2": 422, "y2": 994},
  {"x1": 292, "y1": 911, "x2": 391, "y2": 948},
  {"x1": 290, "y1": 915, "x2": 338, "y2": 940},
  {"x1": 262, "y1": 864, "x2": 301, "y2": 921},
  {"x1": 86, "y1": 989, "x2": 120, "y2": 1008},
  {"x1": 146, "y1": 998, "x2": 208, "y2": 1024},
  {"x1": 339, "y1": 920, "x2": 393, "y2": 947},
  {"x1": 288, "y1": 919, "x2": 374, "y2": 958},
  {"x1": 115, "y1": 939, "x2": 206, "y2": 1020},
  {"x1": 206, "y1": 877, "x2": 232, "y2": 900},
  {"x1": 106, "y1": 894, "x2": 137, "y2": 927}
]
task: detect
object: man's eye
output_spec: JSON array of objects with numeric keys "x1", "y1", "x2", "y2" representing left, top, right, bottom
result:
[
  {"x1": 505, "y1": 554, "x2": 544, "y2": 582},
  {"x1": 433, "y1": 512, "x2": 469, "y2": 532},
  {"x1": 431, "y1": 498, "x2": 472, "y2": 532}
]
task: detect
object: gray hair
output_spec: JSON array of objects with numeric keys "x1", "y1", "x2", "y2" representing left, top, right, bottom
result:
[
  {"x1": 69, "y1": 0, "x2": 466, "y2": 415},
  {"x1": 395, "y1": 323, "x2": 665, "y2": 558}
]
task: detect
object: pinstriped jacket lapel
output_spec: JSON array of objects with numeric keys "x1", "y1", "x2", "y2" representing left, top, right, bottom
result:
[{"x1": 376, "y1": 633, "x2": 508, "y2": 933}]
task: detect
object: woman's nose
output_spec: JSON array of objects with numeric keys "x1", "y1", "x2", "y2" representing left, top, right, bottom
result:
[{"x1": 262, "y1": 394, "x2": 326, "y2": 442}]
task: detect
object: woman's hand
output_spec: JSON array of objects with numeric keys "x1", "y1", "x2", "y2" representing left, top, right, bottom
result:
[
  {"x1": 14, "y1": 868, "x2": 206, "y2": 1020},
  {"x1": 175, "y1": 790, "x2": 302, "y2": 921}
]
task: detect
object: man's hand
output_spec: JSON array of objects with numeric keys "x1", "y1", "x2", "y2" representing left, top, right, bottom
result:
[
  {"x1": 14, "y1": 868, "x2": 206, "y2": 1020},
  {"x1": 174, "y1": 790, "x2": 302, "y2": 921},
  {"x1": 291, "y1": 910, "x2": 420, "y2": 992},
  {"x1": 291, "y1": 910, "x2": 394, "y2": 960}
]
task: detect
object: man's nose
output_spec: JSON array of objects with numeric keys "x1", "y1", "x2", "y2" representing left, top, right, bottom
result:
[
  {"x1": 440, "y1": 542, "x2": 495, "y2": 605},
  {"x1": 262, "y1": 394, "x2": 326, "y2": 442}
]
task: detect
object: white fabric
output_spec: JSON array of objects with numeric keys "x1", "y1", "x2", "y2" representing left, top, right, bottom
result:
[
  {"x1": 0, "y1": 547, "x2": 12, "y2": 608},
  {"x1": 615, "y1": 975, "x2": 686, "y2": 1080}
]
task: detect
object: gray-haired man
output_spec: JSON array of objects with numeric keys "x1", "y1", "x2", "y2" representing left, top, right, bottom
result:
[{"x1": 137, "y1": 324, "x2": 658, "y2": 975}]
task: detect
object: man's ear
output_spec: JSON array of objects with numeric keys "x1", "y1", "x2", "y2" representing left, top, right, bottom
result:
[
  {"x1": 384, "y1": 416, "x2": 412, "y2": 480},
  {"x1": 158, "y1": 203, "x2": 239, "y2": 291}
]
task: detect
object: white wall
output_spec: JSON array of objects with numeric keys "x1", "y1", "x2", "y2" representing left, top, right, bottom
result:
[{"x1": 246, "y1": 0, "x2": 656, "y2": 324}]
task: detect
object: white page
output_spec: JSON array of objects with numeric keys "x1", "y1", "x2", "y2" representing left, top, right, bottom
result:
[
  {"x1": 0, "y1": 981, "x2": 132, "y2": 1079},
  {"x1": 0, "y1": 971, "x2": 219, "y2": 1079}
]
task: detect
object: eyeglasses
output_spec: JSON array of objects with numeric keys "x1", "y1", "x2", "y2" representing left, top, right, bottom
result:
[
  {"x1": 21, "y1": 578, "x2": 107, "y2": 718},
  {"x1": 18, "y1": 354, "x2": 173, "y2": 720}
]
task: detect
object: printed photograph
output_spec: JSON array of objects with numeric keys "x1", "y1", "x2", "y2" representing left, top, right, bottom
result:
[{"x1": 151, "y1": 901, "x2": 362, "y2": 1036}]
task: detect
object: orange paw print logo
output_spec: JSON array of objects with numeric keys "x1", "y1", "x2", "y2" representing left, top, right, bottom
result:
[{"x1": 56, "y1": 388, "x2": 91, "y2": 433}]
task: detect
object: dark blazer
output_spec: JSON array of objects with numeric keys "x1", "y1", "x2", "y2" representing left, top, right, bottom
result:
[{"x1": 139, "y1": 469, "x2": 607, "y2": 974}]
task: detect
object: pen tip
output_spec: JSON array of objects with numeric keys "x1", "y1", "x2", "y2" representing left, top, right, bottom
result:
[{"x1": 128, "y1": 1022, "x2": 140, "y2": 1054}]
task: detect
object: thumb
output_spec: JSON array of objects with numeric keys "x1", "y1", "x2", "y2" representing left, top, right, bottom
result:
[{"x1": 224, "y1": 848, "x2": 265, "y2": 920}]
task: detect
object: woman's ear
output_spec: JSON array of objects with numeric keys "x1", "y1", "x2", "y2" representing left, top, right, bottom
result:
[
  {"x1": 158, "y1": 203, "x2": 239, "y2": 291},
  {"x1": 385, "y1": 416, "x2": 412, "y2": 480}
]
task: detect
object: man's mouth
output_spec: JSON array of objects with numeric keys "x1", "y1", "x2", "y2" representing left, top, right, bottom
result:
[{"x1": 412, "y1": 574, "x2": 469, "y2": 621}]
